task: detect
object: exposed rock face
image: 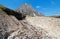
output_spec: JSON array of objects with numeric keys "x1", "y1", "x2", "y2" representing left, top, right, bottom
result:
[
  {"x1": 0, "y1": 5, "x2": 26, "y2": 20},
  {"x1": 26, "y1": 16, "x2": 60, "y2": 39},
  {"x1": 0, "y1": 5, "x2": 60, "y2": 39},
  {"x1": 0, "y1": 9, "x2": 20, "y2": 39},
  {"x1": 16, "y1": 3, "x2": 44, "y2": 16},
  {"x1": 0, "y1": 7, "x2": 47, "y2": 39}
]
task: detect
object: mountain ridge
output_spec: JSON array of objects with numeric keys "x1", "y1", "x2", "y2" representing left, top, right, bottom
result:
[
  {"x1": 16, "y1": 3, "x2": 44, "y2": 16},
  {"x1": 0, "y1": 4, "x2": 60, "y2": 39}
]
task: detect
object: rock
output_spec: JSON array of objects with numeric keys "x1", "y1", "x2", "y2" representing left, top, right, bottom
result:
[
  {"x1": 16, "y1": 3, "x2": 44, "y2": 16},
  {"x1": 0, "y1": 5, "x2": 26, "y2": 20},
  {"x1": 0, "y1": 9, "x2": 19, "y2": 39},
  {"x1": 0, "y1": 6, "x2": 50, "y2": 39},
  {"x1": 0, "y1": 5, "x2": 60, "y2": 39},
  {"x1": 0, "y1": 7, "x2": 46, "y2": 39},
  {"x1": 26, "y1": 16, "x2": 60, "y2": 39}
]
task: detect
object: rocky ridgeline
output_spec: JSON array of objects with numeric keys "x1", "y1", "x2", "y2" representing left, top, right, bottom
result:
[
  {"x1": 0, "y1": 4, "x2": 60, "y2": 39},
  {"x1": 16, "y1": 3, "x2": 44, "y2": 16},
  {"x1": 0, "y1": 5, "x2": 47, "y2": 39}
]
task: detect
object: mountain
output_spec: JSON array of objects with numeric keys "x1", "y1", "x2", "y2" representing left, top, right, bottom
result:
[
  {"x1": 0, "y1": 5, "x2": 60, "y2": 39},
  {"x1": 16, "y1": 3, "x2": 44, "y2": 16},
  {"x1": 0, "y1": 5, "x2": 46, "y2": 39}
]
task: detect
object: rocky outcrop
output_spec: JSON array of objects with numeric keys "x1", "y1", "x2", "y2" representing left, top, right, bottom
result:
[
  {"x1": 0, "y1": 9, "x2": 21, "y2": 39},
  {"x1": 0, "y1": 5, "x2": 26, "y2": 20},
  {"x1": 0, "y1": 6, "x2": 47, "y2": 39},
  {"x1": 0, "y1": 5, "x2": 60, "y2": 39},
  {"x1": 16, "y1": 3, "x2": 44, "y2": 16}
]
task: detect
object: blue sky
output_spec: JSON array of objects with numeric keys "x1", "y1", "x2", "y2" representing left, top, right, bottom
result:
[{"x1": 0, "y1": 0, "x2": 60, "y2": 16}]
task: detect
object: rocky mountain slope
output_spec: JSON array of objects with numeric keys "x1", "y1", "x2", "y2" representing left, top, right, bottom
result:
[
  {"x1": 0, "y1": 5, "x2": 60, "y2": 39},
  {"x1": 16, "y1": 3, "x2": 44, "y2": 16},
  {"x1": 0, "y1": 5, "x2": 47, "y2": 39},
  {"x1": 26, "y1": 16, "x2": 60, "y2": 39}
]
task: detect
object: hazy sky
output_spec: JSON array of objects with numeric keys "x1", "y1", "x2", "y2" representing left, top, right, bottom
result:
[{"x1": 0, "y1": 0, "x2": 60, "y2": 16}]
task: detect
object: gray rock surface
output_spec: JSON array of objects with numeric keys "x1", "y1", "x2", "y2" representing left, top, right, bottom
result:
[
  {"x1": 0, "y1": 5, "x2": 60, "y2": 39},
  {"x1": 0, "y1": 9, "x2": 19, "y2": 39},
  {"x1": 0, "y1": 9, "x2": 47, "y2": 39},
  {"x1": 16, "y1": 3, "x2": 44, "y2": 16},
  {"x1": 26, "y1": 16, "x2": 60, "y2": 39}
]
